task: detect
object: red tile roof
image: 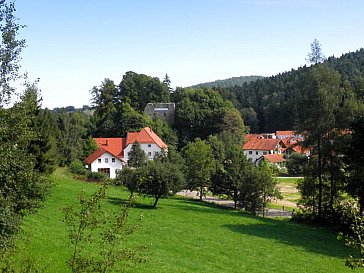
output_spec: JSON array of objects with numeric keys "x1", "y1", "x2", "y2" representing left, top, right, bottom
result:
[
  {"x1": 85, "y1": 127, "x2": 167, "y2": 164},
  {"x1": 245, "y1": 134, "x2": 264, "y2": 141},
  {"x1": 94, "y1": 137, "x2": 125, "y2": 158},
  {"x1": 276, "y1": 131, "x2": 295, "y2": 136},
  {"x1": 243, "y1": 138, "x2": 283, "y2": 151},
  {"x1": 263, "y1": 154, "x2": 285, "y2": 163},
  {"x1": 85, "y1": 148, "x2": 107, "y2": 164},
  {"x1": 126, "y1": 127, "x2": 167, "y2": 149}
]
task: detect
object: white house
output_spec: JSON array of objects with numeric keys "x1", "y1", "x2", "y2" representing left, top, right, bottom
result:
[
  {"x1": 243, "y1": 138, "x2": 285, "y2": 165},
  {"x1": 85, "y1": 127, "x2": 167, "y2": 178}
]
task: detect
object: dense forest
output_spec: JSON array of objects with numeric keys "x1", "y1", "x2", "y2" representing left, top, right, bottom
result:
[
  {"x1": 213, "y1": 49, "x2": 364, "y2": 133},
  {"x1": 191, "y1": 75, "x2": 263, "y2": 89}
]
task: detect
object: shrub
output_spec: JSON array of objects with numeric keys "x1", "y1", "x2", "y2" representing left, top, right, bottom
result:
[{"x1": 68, "y1": 159, "x2": 88, "y2": 175}]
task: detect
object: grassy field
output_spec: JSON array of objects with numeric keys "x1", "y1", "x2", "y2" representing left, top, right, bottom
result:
[{"x1": 11, "y1": 170, "x2": 354, "y2": 273}]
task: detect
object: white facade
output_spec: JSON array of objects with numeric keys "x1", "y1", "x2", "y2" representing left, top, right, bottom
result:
[
  {"x1": 244, "y1": 149, "x2": 282, "y2": 164},
  {"x1": 89, "y1": 152, "x2": 123, "y2": 179},
  {"x1": 123, "y1": 143, "x2": 162, "y2": 162}
]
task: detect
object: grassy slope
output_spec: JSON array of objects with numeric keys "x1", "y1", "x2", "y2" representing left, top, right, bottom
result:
[{"x1": 16, "y1": 170, "x2": 352, "y2": 273}]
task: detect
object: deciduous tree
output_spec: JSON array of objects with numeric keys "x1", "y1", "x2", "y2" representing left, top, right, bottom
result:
[{"x1": 182, "y1": 138, "x2": 215, "y2": 201}]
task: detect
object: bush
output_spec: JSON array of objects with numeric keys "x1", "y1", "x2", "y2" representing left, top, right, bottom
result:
[
  {"x1": 68, "y1": 159, "x2": 88, "y2": 175},
  {"x1": 86, "y1": 171, "x2": 107, "y2": 182}
]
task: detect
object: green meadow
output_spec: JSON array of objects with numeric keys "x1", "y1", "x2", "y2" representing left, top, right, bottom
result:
[{"x1": 12, "y1": 170, "x2": 353, "y2": 273}]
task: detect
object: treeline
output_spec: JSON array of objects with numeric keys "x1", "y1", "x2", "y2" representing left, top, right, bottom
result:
[
  {"x1": 215, "y1": 48, "x2": 364, "y2": 133},
  {"x1": 191, "y1": 75, "x2": 263, "y2": 89}
]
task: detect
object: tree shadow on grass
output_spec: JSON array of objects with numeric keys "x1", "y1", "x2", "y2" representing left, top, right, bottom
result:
[
  {"x1": 169, "y1": 197, "x2": 349, "y2": 259},
  {"x1": 164, "y1": 197, "x2": 245, "y2": 219},
  {"x1": 106, "y1": 196, "x2": 157, "y2": 210},
  {"x1": 223, "y1": 220, "x2": 350, "y2": 259}
]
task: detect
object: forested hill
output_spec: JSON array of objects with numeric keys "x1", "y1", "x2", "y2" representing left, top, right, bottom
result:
[
  {"x1": 191, "y1": 75, "x2": 263, "y2": 89},
  {"x1": 217, "y1": 48, "x2": 364, "y2": 133}
]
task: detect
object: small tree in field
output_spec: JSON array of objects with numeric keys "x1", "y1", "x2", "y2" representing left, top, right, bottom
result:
[
  {"x1": 138, "y1": 160, "x2": 185, "y2": 208},
  {"x1": 63, "y1": 184, "x2": 144, "y2": 273},
  {"x1": 182, "y1": 138, "x2": 215, "y2": 201}
]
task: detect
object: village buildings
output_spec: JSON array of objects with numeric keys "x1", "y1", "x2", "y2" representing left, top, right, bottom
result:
[
  {"x1": 243, "y1": 131, "x2": 308, "y2": 167},
  {"x1": 84, "y1": 127, "x2": 167, "y2": 178}
]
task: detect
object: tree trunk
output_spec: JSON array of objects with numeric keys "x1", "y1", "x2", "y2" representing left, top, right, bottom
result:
[
  {"x1": 153, "y1": 196, "x2": 159, "y2": 208},
  {"x1": 329, "y1": 152, "x2": 334, "y2": 216},
  {"x1": 317, "y1": 134, "x2": 323, "y2": 220},
  {"x1": 200, "y1": 186, "x2": 203, "y2": 201}
]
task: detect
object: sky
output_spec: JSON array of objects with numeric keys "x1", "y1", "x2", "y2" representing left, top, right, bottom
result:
[{"x1": 13, "y1": 0, "x2": 364, "y2": 109}]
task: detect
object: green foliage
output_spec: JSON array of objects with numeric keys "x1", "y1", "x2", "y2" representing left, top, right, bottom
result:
[
  {"x1": 68, "y1": 159, "x2": 88, "y2": 176},
  {"x1": 57, "y1": 111, "x2": 93, "y2": 166},
  {"x1": 173, "y1": 87, "x2": 240, "y2": 145},
  {"x1": 0, "y1": 88, "x2": 52, "y2": 250},
  {"x1": 286, "y1": 153, "x2": 308, "y2": 175},
  {"x1": 0, "y1": 0, "x2": 26, "y2": 105},
  {"x1": 345, "y1": 115, "x2": 364, "y2": 211},
  {"x1": 116, "y1": 71, "x2": 170, "y2": 112},
  {"x1": 192, "y1": 75, "x2": 263, "y2": 89},
  {"x1": 307, "y1": 38, "x2": 326, "y2": 65},
  {"x1": 182, "y1": 138, "x2": 215, "y2": 200},
  {"x1": 138, "y1": 160, "x2": 185, "y2": 208},
  {"x1": 239, "y1": 163, "x2": 281, "y2": 216},
  {"x1": 64, "y1": 184, "x2": 143, "y2": 273},
  {"x1": 209, "y1": 132, "x2": 247, "y2": 209},
  {"x1": 86, "y1": 171, "x2": 107, "y2": 182},
  {"x1": 115, "y1": 167, "x2": 145, "y2": 196},
  {"x1": 215, "y1": 49, "x2": 364, "y2": 133},
  {"x1": 117, "y1": 150, "x2": 185, "y2": 208},
  {"x1": 148, "y1": 117, "x2": 178, "y2": 147},
  {"x1": 112, "y1": 102, "x2": 149, "y2": 136},
  {"x1": 127, "y1": 141, "x2": 147, "y2": 168},
  {"x1": 338, "y1": 200, "x2": 364, "y2": 269}
]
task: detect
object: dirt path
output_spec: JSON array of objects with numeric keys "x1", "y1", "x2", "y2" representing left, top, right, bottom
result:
[{"x1": 176, "y1": 190, "x2": 293, "y2": 217}]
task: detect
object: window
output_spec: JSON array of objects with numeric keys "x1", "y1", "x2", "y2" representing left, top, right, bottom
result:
[
  {"x1": 112, "y1": 158, "x2": 115, "y2": 163},
  {"x1": 105, "y1": 158, "x2": 108, "y2": 163},
  {"x1": 263, "y1": 152, "x2": 267, "y2": 155},
  {"x1": 148, "y1": 144, "x2": 151, "y2": 148},
  {"x1": 256, "y1": 151, "x2": 258, "y2": 155},
  {"x1": 148, "y1": 152, "x2": 152, "y2": 156},
  {"x1": 249, "y1": 151, "x2": 252, "y2": 155},
  {"x1": 98, "y1": 158, "x2": 101, "y2": 163}
]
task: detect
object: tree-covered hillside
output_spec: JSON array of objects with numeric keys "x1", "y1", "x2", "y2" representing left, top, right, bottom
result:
[
  {"x1": 216, "y1": 49, "x2": 364, "y2": 133},
  {"x1": 191, "y1": 75, "x2": 263, "y2": 89}
]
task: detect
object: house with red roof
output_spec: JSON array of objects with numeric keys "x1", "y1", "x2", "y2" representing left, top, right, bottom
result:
[
  {"x1": 85, "y1": 127, "x2": 167, "y2": 178},
  {"x1": 243, "y1": 138, "x2": 286, "y2": 165},
  {"x1": 256, "y1": 154, "x2": 286, "y2": 168}
]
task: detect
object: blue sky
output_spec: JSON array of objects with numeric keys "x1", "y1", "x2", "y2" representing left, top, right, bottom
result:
[{"x1": 14, "y1": 0, "x2": 364, "y2": 109}]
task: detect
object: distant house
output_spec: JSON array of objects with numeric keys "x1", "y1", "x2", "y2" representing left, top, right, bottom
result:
[
  {"x1": 85, "y1": 127, "x2": 167, "y2": 178},
  {"x1": 144, "y1": 103, "x2": 176, "y2": 125},
  {"x1": 243, "y1": 138, "x2": 286, "y2": 165},
  {"x1": 256, "y1": 154, "x2": 286, "y2": 168}
]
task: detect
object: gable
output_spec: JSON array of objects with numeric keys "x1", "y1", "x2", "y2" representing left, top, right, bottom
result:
[{"x1": 125, "y1": 127, "x2": 167, "y2": 149}]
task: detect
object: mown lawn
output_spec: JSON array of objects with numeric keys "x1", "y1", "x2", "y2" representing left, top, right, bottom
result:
[{"x1": 13, "y1": 170, "x2": 353, "y2": 272}]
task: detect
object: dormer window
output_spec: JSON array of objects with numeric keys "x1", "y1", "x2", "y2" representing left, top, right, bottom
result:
[{"x1": 98, "y1": 158, "x2": 101, "y2": 163}]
